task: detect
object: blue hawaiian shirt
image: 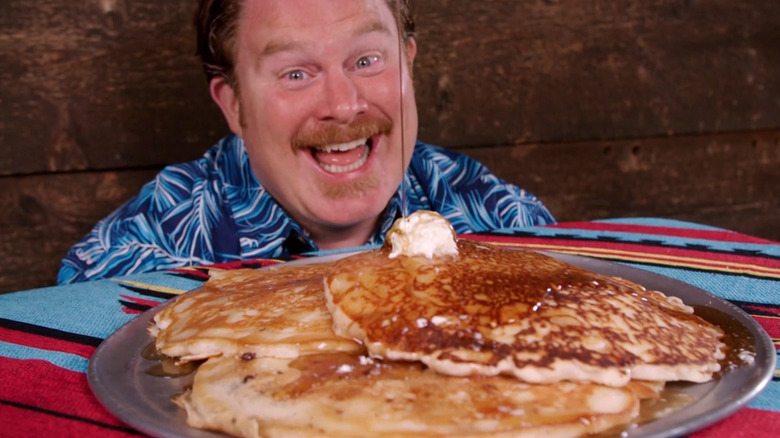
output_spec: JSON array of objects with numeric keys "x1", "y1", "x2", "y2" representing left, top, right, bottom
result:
[{"x1": 58, "y1": 135, "x2": 555, "y2": 284}]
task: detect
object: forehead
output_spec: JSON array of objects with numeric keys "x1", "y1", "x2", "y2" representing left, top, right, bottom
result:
[{"x1": 238, "y1": 0, "x2": 399, "y2": 48}]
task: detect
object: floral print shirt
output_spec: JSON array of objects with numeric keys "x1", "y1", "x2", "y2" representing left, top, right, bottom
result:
[{"x1": 58, "y1": 135, "x2": 555, "y2": 284}]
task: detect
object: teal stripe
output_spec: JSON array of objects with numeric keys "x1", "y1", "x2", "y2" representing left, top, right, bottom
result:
[
  {"x1": 617, "y1": 263, "x2": 780, "y2": 304},
  {"x1": 302, "y1": 243, "x2": 380, "y2": 258},
  {"x1": 0, "y1": 341, "x2": 88, "y2": 373},
  {"x1": 750, "y1": 379, "x2": 780, "y2": 412}
]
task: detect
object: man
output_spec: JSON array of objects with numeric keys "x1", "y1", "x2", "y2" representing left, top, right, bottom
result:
[{"x1": 58, "y1": 0, "x2": 555, "y2": 284}]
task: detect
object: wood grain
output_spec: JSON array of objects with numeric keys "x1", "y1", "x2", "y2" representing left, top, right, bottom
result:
[
  {"x1": 461, "y1": 130, "x2": 780, "y2": 236},
  {"x1": 413, "y1": 0, "x2": 780, "y2": 146},
  {"x1": 0, "y1": 0, "x2": 226, "y2": 175},
  {"x1": 0, "y1": 170, "x2": 158, "y2": 293}
]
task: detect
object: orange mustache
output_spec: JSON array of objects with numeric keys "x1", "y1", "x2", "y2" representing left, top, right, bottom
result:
[{"x1": 291, "y1": 115, "x2": 392, "y2": 151}]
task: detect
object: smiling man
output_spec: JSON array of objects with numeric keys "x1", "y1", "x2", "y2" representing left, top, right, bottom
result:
[{"x1": 57, "y1": 0, "x2": 555, "y2": 284}]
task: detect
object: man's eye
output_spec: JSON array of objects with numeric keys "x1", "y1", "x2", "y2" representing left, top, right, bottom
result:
[
  {"x1": 356, "y1": 55, "x2": 379, "y2": 69},
  {"x1": 286, "y1": 70, "x2": 306, "y2": 81}
]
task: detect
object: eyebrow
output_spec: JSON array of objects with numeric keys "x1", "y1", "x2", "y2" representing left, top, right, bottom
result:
[{"x1": 259, "y1": 19, "x2": 394, "y2": 59}]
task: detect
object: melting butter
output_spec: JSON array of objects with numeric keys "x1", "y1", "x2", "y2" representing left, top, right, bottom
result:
[{"x1": 387, "y1": 210, "x2": 458, "y2": 259}]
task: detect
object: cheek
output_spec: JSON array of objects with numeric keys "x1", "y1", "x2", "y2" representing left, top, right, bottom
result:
[
  {"x1": 270, "y1": 90, "x2": 308, "y2": 113},
  {"x1": 250, "y1": 91, "x2": 314, "y2": 138},
  {"x1": 362, "y1": 72, "x2": 404, "y2": 110}
]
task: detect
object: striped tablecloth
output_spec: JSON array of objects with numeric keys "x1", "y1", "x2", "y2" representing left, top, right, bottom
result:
[{"x1": 1, "y1": 217, "x2": 778, "y2": 437}]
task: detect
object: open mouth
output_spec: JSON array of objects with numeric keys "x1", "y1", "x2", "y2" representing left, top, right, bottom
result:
[{"x1": 311, "y1": 137, "x2": 374, "y2": 174}]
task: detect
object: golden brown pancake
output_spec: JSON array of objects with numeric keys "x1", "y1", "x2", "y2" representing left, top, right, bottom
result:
[
  {"x1": 149, "y1": 264, "x2": 361, "y2": 362},
  {"x1": 324, "y1": 240, "x2": 725, "y2": 386},
  {"x1": 176, "y1": 353, "x2": 640, "y2": 438}
]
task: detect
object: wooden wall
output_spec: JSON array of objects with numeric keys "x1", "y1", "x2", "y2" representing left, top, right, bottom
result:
[{"x1": 1, "y1": 0, "x2": 778, "y2": 293}]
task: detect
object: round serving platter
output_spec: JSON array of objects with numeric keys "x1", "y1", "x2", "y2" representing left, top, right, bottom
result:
[{"x1": 88, "y1": 251, "x2": 776, "y2": 438}]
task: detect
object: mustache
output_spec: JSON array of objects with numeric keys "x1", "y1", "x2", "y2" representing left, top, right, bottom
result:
[{"x1": 291, "y1": 115, "x2": 393, "y2": 150}]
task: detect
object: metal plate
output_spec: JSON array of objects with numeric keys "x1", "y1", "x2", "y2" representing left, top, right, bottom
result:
[{"x1": 88, "y1": 252, "x2": 776, "y2": 438}]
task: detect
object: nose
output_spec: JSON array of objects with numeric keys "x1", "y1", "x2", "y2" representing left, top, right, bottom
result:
[{"x1": 318, "y1": 70, "x2": 368, "y2": 123}]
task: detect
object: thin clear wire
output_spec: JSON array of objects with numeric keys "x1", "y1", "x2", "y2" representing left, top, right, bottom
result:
[{"x1": 397, "y1": 1, "x2": 407, "y2": 217}]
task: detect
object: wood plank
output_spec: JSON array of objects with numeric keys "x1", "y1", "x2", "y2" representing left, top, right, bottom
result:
[
  {"x1": 413, "y1": 0, "x2": 780, "y2": 146},
  {"x1": 460, "y1": 129, "x2": 780, "y2": 241},
  {"x1": 2, "y1": 130, "x2": 778, "y2": 293},
  {"x1": 0, "y1": 0, "x2": 226, "y2": 175},
  {"x1": 0, "y1": 170, "x2": 159, "y2": 293},
  {"x1": 2, "y1": 0, "x2": 778, "y2": 173}
]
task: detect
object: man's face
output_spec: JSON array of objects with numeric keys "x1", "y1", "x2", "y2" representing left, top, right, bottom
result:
[{"x1": 210, "y1": 0, "x2": 418, "y2": 246}]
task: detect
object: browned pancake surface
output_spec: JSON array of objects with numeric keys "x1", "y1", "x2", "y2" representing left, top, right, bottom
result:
[
  {"x1": 325, "y1": 240, "x2": 725, "y2": 386},
  {"x1": 151, "y1": 263, "x2": 361, "y2": 362}
]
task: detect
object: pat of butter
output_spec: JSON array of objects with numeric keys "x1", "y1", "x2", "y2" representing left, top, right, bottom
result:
[{"x1": 388, "y1": 210, "x2": 458, "y2": 259}]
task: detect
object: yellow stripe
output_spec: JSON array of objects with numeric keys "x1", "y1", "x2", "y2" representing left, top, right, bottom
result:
[
  {"x1": 167, "y1": 266, "x2": 204, "y2": 272},
  {"x1": 175, "y1": 260, "x2": 286, "y2": 273},
  {"x1": 111, "y1": 260, "x2": 287, "y2": 295},
  {"x1": 494, "y1": 242, "x2": 780, "y2": 279},
  {"x1": 111, "y1": 279, "x2": 189, "y2": 296}
]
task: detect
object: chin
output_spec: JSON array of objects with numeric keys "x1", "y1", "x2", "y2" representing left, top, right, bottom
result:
[
  {"x1": 314, "y1": 169, "x2": 400, "y2": 223},
  {"x1": 319, "y1": 170, "x2": 387, "y2": 199},
  {"x1": 313, "y1": 197, "x2": 387, "y2": 227}
]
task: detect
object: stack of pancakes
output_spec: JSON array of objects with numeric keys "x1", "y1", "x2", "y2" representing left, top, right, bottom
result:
[{"x1": 149, "y1": 224, "x2": 725, "y2": 438}]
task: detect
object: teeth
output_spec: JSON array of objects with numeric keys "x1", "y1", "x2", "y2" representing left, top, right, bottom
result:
[
  {"x1": 317, "y1": 138, "x2": 367, "y2": 152},
  {"x1": 320, "y1": 149, "x2": 369, "y2": 174},
  {"x1": 314, "y1": 137, "x2": 371, "y2": 174}
]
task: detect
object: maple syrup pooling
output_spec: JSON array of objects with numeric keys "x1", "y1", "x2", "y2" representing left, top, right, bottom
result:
[
  {"x1": 596, "y1": 305, "x2": 757, "y2": 438},
  {"x1": 142, "y1": 341, "x2": 198, "y2": 378},
  {"x1": 692, "y1": 304, "x2": 757, "y2": 377}
]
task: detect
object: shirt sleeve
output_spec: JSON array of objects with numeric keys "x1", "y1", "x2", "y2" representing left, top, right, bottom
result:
[{"x1": 57, "y1": 161, "x2": 238, "y2": 284}]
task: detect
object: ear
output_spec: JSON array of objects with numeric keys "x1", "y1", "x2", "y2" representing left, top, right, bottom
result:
[
  {"x1": 405, "y1": 36, "x2": 417, "y2": 67},
  {"x1": 405, "y1": 36, "x2": 417, "y2": 64},
  {"x1": 209, "y1": 76, "x2": 243, "y2": 136}
]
